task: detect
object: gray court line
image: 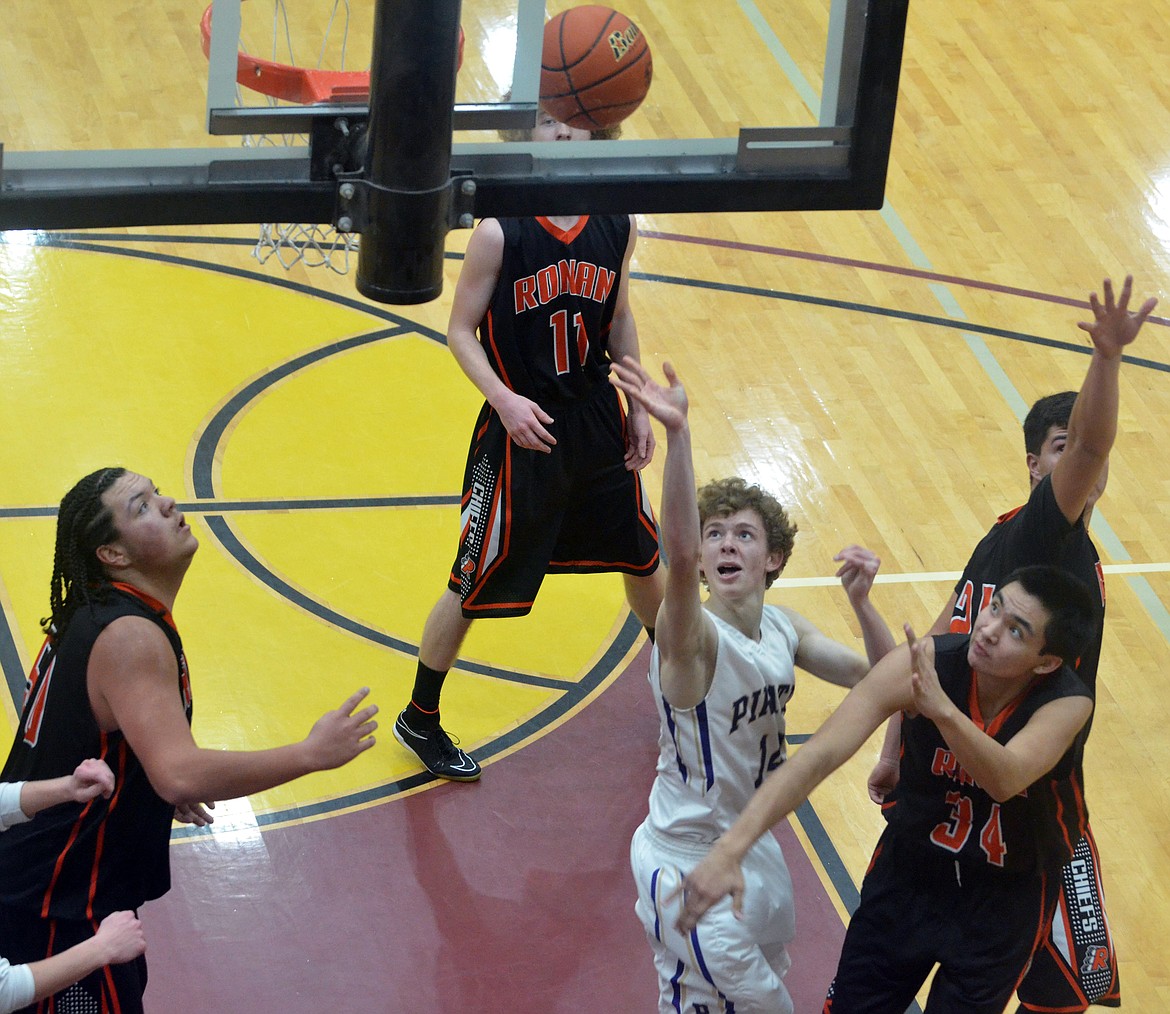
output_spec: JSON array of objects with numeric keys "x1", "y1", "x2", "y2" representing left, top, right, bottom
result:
[{"x1": 739, "y1": 10, "x2": 921, "y2": 1009}]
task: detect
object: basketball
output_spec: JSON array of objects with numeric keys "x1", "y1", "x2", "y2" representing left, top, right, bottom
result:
[{"x1": 540, "y1": 6, "x2": 653, "y2": 131}]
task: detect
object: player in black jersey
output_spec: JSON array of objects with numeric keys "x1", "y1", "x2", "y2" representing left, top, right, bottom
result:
[
  {"x1": 396, "y1": 112, "x2": 664, "y2": 781},
  {"x1": 867, "y1": 276, "x2": 1156, "y2": 1011},
  {"x1": 0, "y1": 467, "x2": 378, "y2": 1014},
  {"x1": 674, "y1": 566, "x2": 1097, "y2": 1013}
]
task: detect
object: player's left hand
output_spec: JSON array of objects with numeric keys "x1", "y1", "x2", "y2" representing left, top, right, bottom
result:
[
  {"x1": 69, "y1": 758, "x2": 115, "y2": 802},
  {"x1": 174, "y1": 801, "x2": 216, "y2": 827},
  {"x1": 624, "y1": 408, "x2": 656, "y2": 471}
]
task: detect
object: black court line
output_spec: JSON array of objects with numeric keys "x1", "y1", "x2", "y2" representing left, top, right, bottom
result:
[
  {"x1": 0, "y1": 497, "x2": 459, "y2": 520},
  {"x1": 199, "y1": 514, "x2": 577, "y2": 691},
  {"x1": 169, "y1": 608, "x2": 644, "y2": 838},
  {"x1": 0, "y1": 235, "x2": 1155, "y2": 980},
  {"x1": 17, "y1": 233, "x2": 1169, "y2": 373},
  {"x1": 190, "y1": 325, "x2": 413, "y2": 499}
]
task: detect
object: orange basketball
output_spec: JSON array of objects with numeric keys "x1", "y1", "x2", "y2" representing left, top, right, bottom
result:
[{"x1": 540, "y1": 6, "x2": 653, "y2": 130}]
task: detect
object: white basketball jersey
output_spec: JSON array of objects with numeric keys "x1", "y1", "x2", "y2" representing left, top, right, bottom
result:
[{"x1": 645, "y1": 605, "x2": 798, "y2": 843}]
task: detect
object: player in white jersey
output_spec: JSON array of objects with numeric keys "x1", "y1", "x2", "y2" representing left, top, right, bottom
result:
[{"x1": 612, "y1": 358, "x2": 895, "y2": 1014}]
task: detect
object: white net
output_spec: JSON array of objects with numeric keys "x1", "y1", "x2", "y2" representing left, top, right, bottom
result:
[
  {"x1": 239, "y1": 0, "x2": 363, "y2": 274},
  {"x1": 253, "y1": 221, "x2": 359, "y2": 273}
]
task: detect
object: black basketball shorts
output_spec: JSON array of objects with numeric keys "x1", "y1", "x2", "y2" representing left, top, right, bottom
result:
[{"x1": 447, "y1": 382, "x2": 659, "y2": 618}]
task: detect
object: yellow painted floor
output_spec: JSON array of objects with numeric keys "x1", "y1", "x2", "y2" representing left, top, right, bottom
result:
[{"x1": 2, "y1": 0, "x2": 1170, "y2": 1009}]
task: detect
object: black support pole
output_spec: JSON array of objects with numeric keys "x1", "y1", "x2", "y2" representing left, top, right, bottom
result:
[{"x1": 355, "y1": 0, "x2": 462, "y2": 304}]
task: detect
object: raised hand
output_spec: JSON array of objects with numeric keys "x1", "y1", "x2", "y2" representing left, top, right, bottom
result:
[
  {"x1": 906, "y1": 623, "x2": 948, "y2": 721},
  {"x1": 609, "y1": 357, "x2": 688, "y2": 432},
  {"x1": 1078, "y1": 275, "x2": 1157, "y2": 359},
  {"x1": 833, "y1": 544, "x2": 881, "y2": 610}
]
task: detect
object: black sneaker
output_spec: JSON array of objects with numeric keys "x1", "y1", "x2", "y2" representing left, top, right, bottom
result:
[{"x1": 393, "y1": 710, "x2": 481, "y2": 782}]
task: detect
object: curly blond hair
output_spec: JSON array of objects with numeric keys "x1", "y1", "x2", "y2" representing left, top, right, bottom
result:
[{"x1": 696, "y1": 478, "x2": 796, "y2": 588}]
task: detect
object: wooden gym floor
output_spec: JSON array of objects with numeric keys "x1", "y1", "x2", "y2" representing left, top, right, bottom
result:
[{"x1": 2, "y1": 1, "x2": 1169, "y2": 1010}]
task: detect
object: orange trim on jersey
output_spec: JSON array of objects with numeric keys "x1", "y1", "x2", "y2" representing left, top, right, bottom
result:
[
  {"x1": 481, "y1": 308, "x2": 516, "y2": 392},
  {"x1": 1055, "y1": 770, "x2": 1088, "y2": 855},
  {"x1": 548, "y1": 555, "x2": 661, "y2": 571},
  {"x1": 85, "y1": 736, "x2": 125, "y2": 921},
  {"x1": 967, "y1": 669, "x2": 1025, "y2": 737},
  {"x1": 110, "y1": 581, "x2": 176, "y2": 632},
  {"x1": 39, "y1": 734, "x2": 119, "y2": 916},
  {"x1": 102, "y1": 956, "x2": 124, "y2": 1014},
  {"x1": 535, "y1": 215, "x2": 590, "y2": 244},
  {"x1": 996, "y1": 502, "x2": 1026, "y2": 526},
  {"x1": 41, "y1": 802, "x2": 90, "y2": 918},
  {"x1": 1012, "y1": 867, "x2": 1054, "y2": 997},
  {"x1": 459, "y1": 597, "x2": 537, "y2": 614}
]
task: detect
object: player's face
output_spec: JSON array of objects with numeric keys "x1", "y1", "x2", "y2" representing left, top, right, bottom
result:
[
  {"x1": 99, "y1": 471, "x2": 198, "y2": 572},
  {"x1": 967, "y1": 582, "x2": 1060, "y2": 680},
  {"x1": 699, "y1": 509, "x2": 782, "y2": 596},
  {"x1": 531, "y1": 111, "x2": 592, "y2": 142},
  {"x1": 1028, "y1": 425, "x2": 1109, "y2": 509}
]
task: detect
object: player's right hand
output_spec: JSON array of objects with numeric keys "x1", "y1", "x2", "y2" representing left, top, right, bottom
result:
[
  {"x1": 1077, "y1": 275, "x2": 1156, "y2": 359},
  {"x1": 867, "y1": 758, "x2": 899, "y2": 804},
  {"x1": 497, "y1": 391, "x2": 556, "y2": 452},
  {"x1": 305, "y1": 687, "x2": 378, "y2": 769}
]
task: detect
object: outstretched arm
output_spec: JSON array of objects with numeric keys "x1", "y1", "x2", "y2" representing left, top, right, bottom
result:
[
  {"x1": 447, "y1": 219, "x2": 557, "y2": 453},
  {"x1": 676, "y1": 643, "x2": 913, "y2": 930},
  {"x1": 88, "y1": 618, "x2": 377, "y2": 807},
  {"x1": 783, "y1": 547, "x2": 894, "y2": 690},
  {"x1": 868, "y1": 588, "x2": 957, "y2": 803},
  {"x1": 610, "y1": 357, "x2": 715, "y2": 707},
  {"x1": 606, "y1": 217, "x2": 655, "y2": 471},
  {"x1": 1049, "y1": 275, "x2": 1156, "y2": 522}
]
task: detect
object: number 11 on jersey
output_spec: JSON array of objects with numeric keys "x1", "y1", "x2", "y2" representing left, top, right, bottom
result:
[{"x1": 551, "y1": 310, "x2": 588, "y2": 374}]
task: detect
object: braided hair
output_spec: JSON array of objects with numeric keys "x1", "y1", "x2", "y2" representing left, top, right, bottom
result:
[{"x1": 42, "y1": 467, "x2": 127, "y2": 637}]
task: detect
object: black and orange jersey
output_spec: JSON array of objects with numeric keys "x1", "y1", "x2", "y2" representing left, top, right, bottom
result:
[
  {"x1": 480, "y1": 215, "x2": 629, "y2": 405},
  {"x1": 0, "y1": 584, "x2": 191, "y2": 920},
  {"x1": 885, "y1": 634, "x2": 1092, "y2": 873},
  {"x1": 947, "y1": 474, "x2": 1105, "y2": 694}
]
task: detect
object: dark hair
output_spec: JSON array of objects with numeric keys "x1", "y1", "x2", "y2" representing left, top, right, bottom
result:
[
  {"x1": 1000, "y1": 564, "x2": 1096, "y2": 666},
  {"x1": 1023, "y1": 391, "x2": 1077, "y2": 456},
  {"x1": 42, "y1": 467, "x2": 127, "y2": 637},
  {"x1": 696, "y1": 477, "x2": 797, "y2": 588}
]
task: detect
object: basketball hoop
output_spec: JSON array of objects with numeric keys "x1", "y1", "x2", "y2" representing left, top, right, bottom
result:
[
  {"x1": 200, "y1": 2, "x2": 464, "y2": 277},
  {"x1": 200, "y1": 1, "x2": 365, "y2": 273},
  {"x1": 199, "y1": 3, "x2": 370, "y2": 106}
]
